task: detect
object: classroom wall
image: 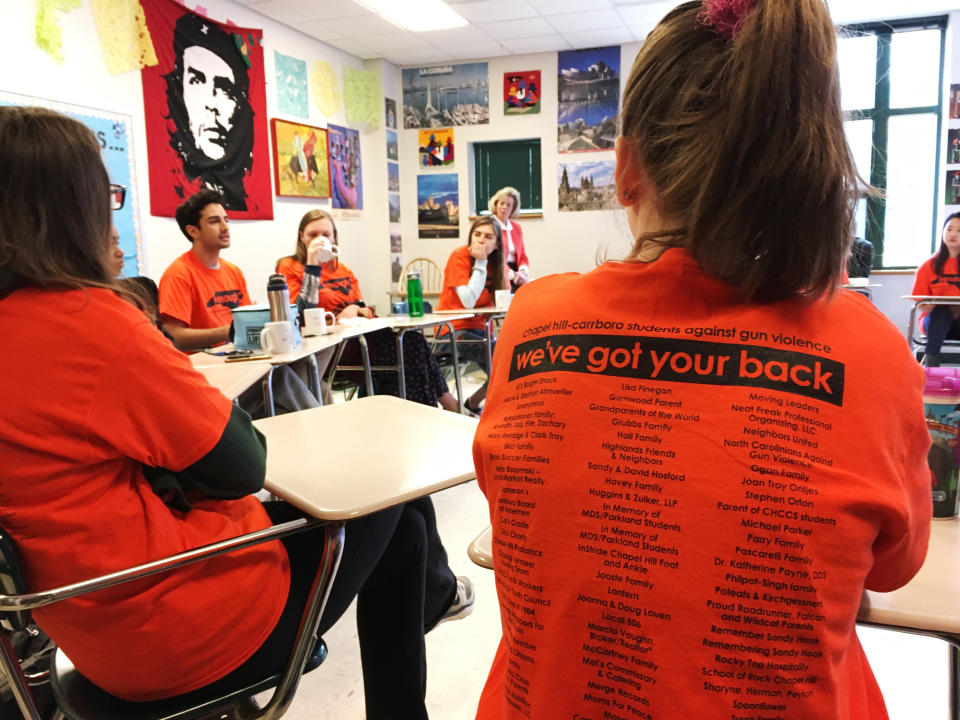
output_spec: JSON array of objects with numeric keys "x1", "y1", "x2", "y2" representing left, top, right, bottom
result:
[{"x1": 2, "y1": 0, "x2": 385, "y2": 307}]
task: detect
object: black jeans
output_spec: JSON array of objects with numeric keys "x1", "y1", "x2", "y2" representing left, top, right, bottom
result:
[{"x1": 924, "y1": 304, "x2": 960, "y2": 355}]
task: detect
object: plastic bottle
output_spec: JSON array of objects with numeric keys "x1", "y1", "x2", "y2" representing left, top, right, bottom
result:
[
  {"x1": 407, "y1": 269, "x2": 424, "y2": 318},
  {"x1": 267, "y1": 273, "x2": 291, "y2": 323}
]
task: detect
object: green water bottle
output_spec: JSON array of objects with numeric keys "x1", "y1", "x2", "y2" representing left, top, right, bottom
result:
[{"x1": 407, "y1": 269, "x2": 424, "y2": 318}]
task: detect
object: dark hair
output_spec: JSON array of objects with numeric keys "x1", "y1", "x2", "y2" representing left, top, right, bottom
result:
[
  {"x1": 934, "y1": 212, "x2": 960, "y2": 275},
  {"x1": 0, "y1": 106, "x2": 115, "y2": 292},
  {"x1": 619, "y1": 0, "x2": 860, "y2": 302},
  {"x1": 175, "y1": 188, "x2": 226, "y2": 241},
  {"x1": 164, "y1": 13, "x2": 253, "y2": 210},
  {"x1": 289, "y1": 209, "x2": 338, "y2": 264},
  {"x1": 467, "y1": 216, "x2": 507, "y2": 293}
]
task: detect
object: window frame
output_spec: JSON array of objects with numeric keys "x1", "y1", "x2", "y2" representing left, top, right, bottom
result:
[
  {"x1": 471, "y1": 138, "x2": 543, "y2": 216},
  {"x1": 840, "y1": 16, "x2": 946, "y2": 269}
]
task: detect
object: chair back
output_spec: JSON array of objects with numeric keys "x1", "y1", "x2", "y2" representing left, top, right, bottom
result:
[
  {"x1": 399, "y1": 258, "x2": 442, "y2": 295},
  {"x1": 0, "y1": 530, "x2": 29, "y2": 632}
]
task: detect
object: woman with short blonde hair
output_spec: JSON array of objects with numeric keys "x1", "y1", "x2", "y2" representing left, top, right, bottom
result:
[{"x1": 488, "y1": 186, "x2": 529, "y2": 290}]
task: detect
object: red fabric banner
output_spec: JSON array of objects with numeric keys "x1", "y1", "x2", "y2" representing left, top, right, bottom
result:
[{"x1": 140, "y1": 0, "x2": 273, "y2": 219}]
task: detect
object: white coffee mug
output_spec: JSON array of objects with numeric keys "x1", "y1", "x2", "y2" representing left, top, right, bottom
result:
[
  {"x1": 260, "y1": 320, "x2": 295, "y2": 354},
  {"x1": 495, "y1": 289, "x2": 514, "y2": 309},
  {"x1": 312, "y1": 238, "x2": 340, "y2": 264},
  {"x1": 303, "y1": 308, "x2": 336, "y2": 336}
]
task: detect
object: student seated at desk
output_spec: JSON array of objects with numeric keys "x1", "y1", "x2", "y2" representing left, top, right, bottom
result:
[
  {"x1": 472, "y1": 1, "x2": 931, "y2": 718},
  {"x1": 437, "y1": 216, "x2": 509, "y2": 415},
  {"x1": 912, "y1": 212, "x2": 960, "y2": 366},
  {"x1": 0, "y1": 106, "x2": 450, "y2": 719},
  {"x1": 276, "y1": 209, "x2": 460, "y2": 413}
]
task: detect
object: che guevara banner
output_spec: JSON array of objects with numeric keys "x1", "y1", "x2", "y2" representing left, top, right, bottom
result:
[{"x1": 140, "y1": 0, "x2": 273, "y2": 219}]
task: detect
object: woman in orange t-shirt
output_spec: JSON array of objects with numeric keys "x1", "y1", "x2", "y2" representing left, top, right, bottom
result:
[
  {"x1": 912, "y1": 212, "x2": 960, "y2": 366},
  {"x1": 437, "y1": 216, "x2": 509, "y2": 414},
  {"x1": 0, "y1": 106, "x2": 443, "y2": 719}
]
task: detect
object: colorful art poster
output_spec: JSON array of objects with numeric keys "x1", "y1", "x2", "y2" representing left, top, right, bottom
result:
[
  {"x1": 388, "y1": 162, "x2": 400, "y2": 192},
  {"x1": 274, "y1": 51, "x2": 308, "y2": 118},
  {"x1": 327, "y1": 123, "x2": 363, "y2": 210},
  {"x1": 948, "y1": 128, "x2": 960, "y2": 165},
  {"x1": 418, "y1": 128, "x2": 454, "y2": 166},
  {"x1": 557, "y1": 46, "x2": 619, "y2": 153},
  {"x1": 402, "y1": 62, "x2": 488, "y2": 128},
  {"x1": 391, "y1": 252, "x2": 403, "y2": 283},
  {"x1": 417, "y1": 173, "x2": 459, "y2": 238},
  {"x1": 389, "y1": 192, "x2": 401, "y2": 223},
  {"x1": 385, "y1": 97, "x2": 397, "y2": 129},
  {"x1": 504, "y1": 71, "x2": 541, "y2": 115},
  {"x1": 140, "y1": 0, "x2": 273, "y2": 218},
  {"x1": 0, "y1": 91, "x2": 143, "y2": 276},
  {"x1": 271, "y1": 119, "x2": 329, "y2": 198},
  {"x1": 946, "y1": 170, "x2": 960, "y2": 205},
  {"x1": 951, "y1": 84, "x2": 960, "y2": 120},
  {"x1": 386, "y1": 129, "x2": 398, "y2": 161},
  {"x1": 558, "y1": 160, "x2": 618, "y2": 211}
]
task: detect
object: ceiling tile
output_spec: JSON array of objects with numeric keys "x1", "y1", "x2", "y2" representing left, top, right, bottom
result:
[
  {"x1": 422, "y1": 25, "x2": 497, "y2": 47},
  {"x1": 546, "y1": 9, "x2": 624, "y2": 32},
  {"x1": 294, "y1": 19, "x2": 356, "y2": 41},
  {"x1": 448, "y1": 0, "x2": 538, "y2": 23},
  {"x1": 387, "y1": 48, "x2": 457, "y2": 66},
  {"x1": 362, "y1": 30, "x2": 425, "y2": 51},
  {"x1": 446, "y1": 41, "x2": 511, "y2": 59},
  {"x1": 561, "y1": 27, "x2": 633, "y2": 48},
  {"x1": 527, "y1": 0, "x2": 610, "y2": 14},
  {"x1": 317, "y1": 13, "x2": 404, "y2": 39},
  {"x1": 324, "y1": 37, "x2": 379, "y2": 56},
  {"x1": 627, "y1": 23, "x2": 656, "y2": 41},
  {"x1": 615, "y1": 1, "x2": 678, "y2": 25},
  {"x1": 500, "y1": 33, "x2": 570, "y2": 54},
  {"x1": 477, "y1": 16, "x2": 557, "y2": 39}
]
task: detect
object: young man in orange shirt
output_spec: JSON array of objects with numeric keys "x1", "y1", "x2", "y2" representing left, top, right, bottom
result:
[{"x1": 159, "y1": 189, "x2": 250, "y2": 351}]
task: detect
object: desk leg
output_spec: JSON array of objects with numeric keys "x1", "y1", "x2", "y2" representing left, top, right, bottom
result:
[
  {"x1": 357, "y1": 335, "x2": 374, "y2": 397},
  {"x1": 396, "y1": 330, "x2": 409, "y2": 400},
  {"x1": 485, "y1": 315, "x2": 495, "y2": 374},
  {"x1": 0, "y1": 632, "x2": 43, "y2": 720},
  {"x1": 261, "y1": 366, "x2": 276, "y2": 417},
  {"x1": 951, "y1": 643, "x2": 960, "y2": 720},
  {"x1": 250, "y1": 522, "x2": 345, "y2": 720},
  {"x1": 307, "y1": 354, "x2": 323, "y2": 407},
  {"x1": 442, "y1": 322, "x2": 463, "y2": 410}
]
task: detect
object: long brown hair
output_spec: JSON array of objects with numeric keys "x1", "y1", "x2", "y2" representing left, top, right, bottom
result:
[
  {"x1": 287, "y1": 208, "x2": 338, "y2": 264},
  {"x1": 619, "y1": 0, "x2": 860, "y2": 302},
  {"x1": 467, "y1": 216, "x2": 507, "y2": 292},
  {"x1": 0, "y1": 106, "x2": 116, "y2": 292},
  {"x1": 934, "y1": 212, "x2": 960, "y2": 276}
]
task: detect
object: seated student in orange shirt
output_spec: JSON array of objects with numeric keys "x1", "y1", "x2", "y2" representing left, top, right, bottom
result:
[
  {"x1": 437, "y1": 216, "x2": 509, "y2": 414},
  {"x1": 472, "y1": 1, "x2": 930, "y2": 718},
  {"x1": 0, "y1": 105, "x2": 447, "y2": 719},
  {"x1": 158, "y1": 189, "x2": 250, "y2": 352},
  {"x1": 912, "y1": 212, "x2": 960, "y2": 366}
]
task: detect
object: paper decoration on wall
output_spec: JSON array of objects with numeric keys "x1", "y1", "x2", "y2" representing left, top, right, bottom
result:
[
  {"x1": 389, "y1": 193, "x2": 400, "y2": 223},
  {"x1": 35, "y1": 0, "x2": 81, "y2": 65},
  {"x1": 417, "y1": 173, "x2": 459, "y2": 238},
  {"x1": 327, "y1": 124, "x2": 363, "y2": 210},
  {"x1": 90, "y1": 0, "x2": 158, "y2": 74},
  {"x1": 344, "y1": 66, "x2": 382, "y2": 128},
  {"x1": 946, "y1": 170, "x2": 960, "y2": 205},
  {"x1": 504, "y1": 71, "x2": 540, "y2": 115},
  {"x1": 388, "y1": 162, "x2": 399, "y2": 192},
  {"x1": 386, "y1": 129, "x2": 398, "y2": 161},
  {"x1": 558, "y1": 46, "x2": 619, "y2": 152},
  {"x1": 402, "y1": 62, "x2": 488, "y2": 128},
  {"x1": 385, "y1": 97, "x2": 397, "y2": 129},
  {"x1": 948, "y1": 129, "x2": 960, "y2": 165},
  {"x1": 271, "y1": 119, "x2": 329, "y2": 198},
  {"x1": 390, "y1": 229, "x2": 402, "y2": 253},
  {"x1": 139, "y1": 0, "x2": 273, "y2": 218},
  {"x1": 558, "y1": 160, "x2": 618, "y2": 211},
  {"x1": 418, "y1": 128, "x2": 454, "y2": 167},
  {"x1": 0, "y1": 90, "x2": 144, "y2": 275},
  {"x1": 391, "y1": 252, "x2": 403, "y2": 283},
  {"x1": 951, "y1": 84, "x2": 960, "y2": 120},
  {"x1": 274, "y1": 51, "x2": 308, "y2": 118},
  {"x1": 311, "y1": 60, "x2": 341, "y2": 117}
]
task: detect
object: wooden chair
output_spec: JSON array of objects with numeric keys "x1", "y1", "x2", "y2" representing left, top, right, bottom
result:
[{"x1": 397, "y1": 258, "x2": 442, "y2": 296}]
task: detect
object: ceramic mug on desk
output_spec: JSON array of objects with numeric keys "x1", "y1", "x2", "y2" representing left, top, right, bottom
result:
[
  {"x1": 303, "y1": 308, "x2": 336, "y2": 336},
  {"x1": 260, "y1": 320, "x2": 295, "y2": 354}
]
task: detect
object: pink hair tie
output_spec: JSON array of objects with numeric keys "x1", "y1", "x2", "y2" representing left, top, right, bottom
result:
[{"x1": 698, "y1": 0, "x2": 754, "y2": 41}]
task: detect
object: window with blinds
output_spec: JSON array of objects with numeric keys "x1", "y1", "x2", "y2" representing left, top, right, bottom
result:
[{"x1": 472, "y1": 138, "x2": 542, "y2": 214}]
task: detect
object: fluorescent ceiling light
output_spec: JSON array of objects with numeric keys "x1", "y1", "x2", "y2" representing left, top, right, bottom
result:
[{"x1": 358, "y1": 0, "x2": 468, "y2": 32}]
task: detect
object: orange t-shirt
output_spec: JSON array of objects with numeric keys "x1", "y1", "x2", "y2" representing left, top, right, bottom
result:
[
  {"x1": 159, "y1": 249, "x2": 251, "y2": 329},
  {"x1": 911, "y1": 255, "x2": 960, "y2": 327},
  {"x1": 0, "y1": 287, "x2": 288, "y2": 701},
  {"x1": 438, "y1": 244, "x2": 494, "y2": 330},
  {"x1": 473, "y1": 249, "x2": 930, "y2": 720},
  {"x1": 275, "y1": 257, "x2": 363, "y2": 313}
]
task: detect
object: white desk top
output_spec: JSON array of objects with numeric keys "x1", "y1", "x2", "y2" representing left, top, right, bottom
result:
[
  {"x1": 252, "y1": 396, "x2": 479, "y2": 520},
  {"x1": 433, "y1": 307, "x2": 508, "y2": 316},
  {"x1": 859, "y1": 519, "x2": 960, "y2": 636},
  {"x1": 385, "y1": 312, "x2": 473, "y2": 329},
  {"x1": 902, "y1": 295, "x2": 960, "y2": 303},
  {"x1": 196, "y1": 363, "x2": 271, "y2": 400}
]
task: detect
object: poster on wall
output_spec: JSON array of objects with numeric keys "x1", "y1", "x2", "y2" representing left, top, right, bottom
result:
[
  {"x1": 386, "y1": 129, "x2": 398, "y2": 160},
  {"x1": 402, "y1": 62, "x2": 488, "y2": 128},
  {"x1": 385, "y1": 97, "x2": 397, "y2": 129},
  {"x1": 327, "y1": 123, "x2": 363, "y2": 211},
  {"x1": 0, "y1": 91, "x2": 143, "y2": 276},
  {"x1": 946, "y1": 170, "x2": 960, "y2": 205},
  {"x1": 557, "y1": 46, "x2": 619, "y2": 153},
  {"x1": 417, "y1": 173, "x2": 459, "y2": 238},
  {"x1": 504, "y1": 71, "x2": 541, "y2": 115},
  {"x1": 389, "y1": 193, "x2": 401, "y2": 223},
  {"x1": 140, "y1": 0, "x2": 273, "y2": 218},
  {"x1": 274, "y1": 51, "x2": 309, "y2": 118},
  {"x1": 418, "y1": 128, "x2": 454, "y2": 166},
  {"x1": 558, "y1": 160, "x2": 618, "y2": 211},
  {"x1": 391, "y1": 253, "x2": 403, "y2": 283},
  {"x1": 388, "y1": 163, "x2": 400, "y2": 192},
  {"x1": 951, "y1": 84, "x2": 960, "y2": 120},
  {"x1": 271, "y1": 119, "x2": 329, "y2": 198},
  {"x1": 948, "y1": 128, "x2": 960, "y2": 165}
]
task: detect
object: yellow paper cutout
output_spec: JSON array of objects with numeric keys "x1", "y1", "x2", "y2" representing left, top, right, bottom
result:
[
  {"x1": 311, "y1": 61, "x2": 341, "y2": 117},
  {"x1": 90, "y1": 0, "x2": 158, "y2": 75},
  {"x1": 35, "y1": 0, "x2": 81, "y2": 65},
  {"x1": 344, "y1": 67, "x2": 382, "y2": 128}
]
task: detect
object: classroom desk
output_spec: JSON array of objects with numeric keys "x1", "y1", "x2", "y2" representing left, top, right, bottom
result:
[
  {"x1": 901, "y1": 296, "x2": 960, "y2": 359},
  {"x1": 195, "y1": 363, "x2": 271, "y2": 401},
  {"x1": 252, "y1": 395, "x2": 480, "y2": 519},
  {"x1": 433, "y1": 307, "x2": 508, "y2": 375}
]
